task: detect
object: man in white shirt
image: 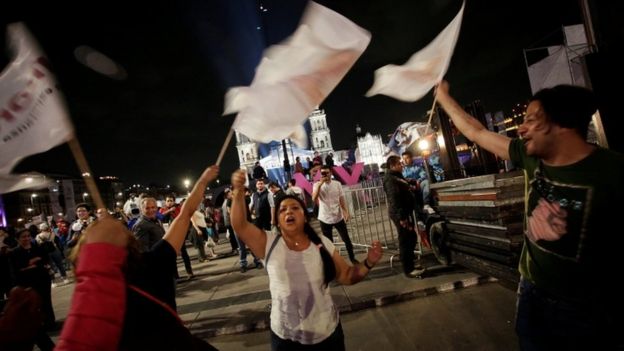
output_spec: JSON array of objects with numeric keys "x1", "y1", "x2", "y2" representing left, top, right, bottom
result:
[{"x1": 312, "y1": 165, "x2": 358, "y2": 263}]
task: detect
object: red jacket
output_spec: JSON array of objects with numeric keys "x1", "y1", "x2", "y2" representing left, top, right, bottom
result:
[{"x1": 55, "y1": 243, "x2": 127, "y2": 351}]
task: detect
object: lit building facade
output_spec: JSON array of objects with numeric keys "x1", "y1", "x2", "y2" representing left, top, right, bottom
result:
[{"x1": 357, "y1": 133, "x2": 385, "y2": 166}]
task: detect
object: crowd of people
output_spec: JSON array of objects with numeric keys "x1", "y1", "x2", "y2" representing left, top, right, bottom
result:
[{"x1": 1, "y1": 82, "x2": 622, "y2": 350}]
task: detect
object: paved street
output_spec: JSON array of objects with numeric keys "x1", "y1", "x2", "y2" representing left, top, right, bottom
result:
[
  {"x1": 207, "y1": 283, "x2": 518, "y2": 351},
  {"x1": 48, "y1": 237, "x2": 519, "y2": 350}
]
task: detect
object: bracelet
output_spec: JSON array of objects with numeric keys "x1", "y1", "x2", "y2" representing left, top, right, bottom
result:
[{"x1": 363, "y1": 259, "x2": 373, "y2": 270}]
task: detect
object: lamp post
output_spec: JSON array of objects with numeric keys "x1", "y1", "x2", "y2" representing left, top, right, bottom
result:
[
  {"x1": 82, "y1": 192, "x2": 89, "y2": 203},
  {"x1": 30, "y1": 193, "x2": 37, "y2": 214}
]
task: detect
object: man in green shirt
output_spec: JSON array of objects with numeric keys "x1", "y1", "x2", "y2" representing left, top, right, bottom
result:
[{"x1": 436, "y1": 81, "x2": 624, "y2": 350}]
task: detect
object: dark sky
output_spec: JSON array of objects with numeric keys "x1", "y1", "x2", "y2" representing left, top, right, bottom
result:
[{"x1": 1, "y1": 0, "x2": 582, "y2": 187}]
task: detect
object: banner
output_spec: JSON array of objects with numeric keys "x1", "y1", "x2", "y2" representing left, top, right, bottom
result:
[
  {"x1": 385, "y1": 122, "x2": 430, "y2": 156},
  {"x1": 0, "y1": 22, "x2": 74, "y2": 175}
]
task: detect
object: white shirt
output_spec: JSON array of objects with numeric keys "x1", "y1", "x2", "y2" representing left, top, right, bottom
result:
[
  {"x1": 263, "y1": 231, "x2": 338, "y2": 344},
  {"x1": 191, "y1": 210, "x2": 207, "y2": 228},
  {"x1": 315, "y1": 180, "x2": 345, "y2": 224}
]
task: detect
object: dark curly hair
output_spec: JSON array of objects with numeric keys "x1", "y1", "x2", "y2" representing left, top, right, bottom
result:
[{"x1": 531, "y1": 85, "x2": 597, "y2": 139}]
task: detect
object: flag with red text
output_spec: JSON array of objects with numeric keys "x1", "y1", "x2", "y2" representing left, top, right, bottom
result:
[{"x1": 0, "y1": 23, "x2": 74, "y2": 177}]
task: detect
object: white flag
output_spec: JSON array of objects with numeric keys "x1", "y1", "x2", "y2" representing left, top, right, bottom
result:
[
  {"x1": 0, "y1": 173, "x2": 52, "y2": 194},
  {"x1": 224, "y1": 1, "x2": 371, "y2": 147},
  {"x1": 0, "y1": 23, "x2": 75, "y2": 175},
  {"x1": 366, "y1": 1, "x2": 465, "y2": 102}
]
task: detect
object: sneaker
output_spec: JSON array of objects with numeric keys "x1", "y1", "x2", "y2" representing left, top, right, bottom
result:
[
  {"x1": 406, "y1": 267, "x2": 426, "y2": 278},
  {"x1": 51, "y1": 282, "x2": 58, "y2": 288},
  {"x1": 240, "y1": 266, "x2": 248, "y2": 273},
  {"x1": 255, "y1": 262, "x2": 264, "y2": 269},
  {"x1": 62, "y1": 278, "x2": 70, "y2": 284}
]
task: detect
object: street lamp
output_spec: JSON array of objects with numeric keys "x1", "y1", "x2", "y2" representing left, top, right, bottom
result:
[
  {"x1": 82, "y1": 192, "x2": 89, "y2": 202},
  {"x1": 183, "y1": 179, "x2": 191, "y2": 194}
]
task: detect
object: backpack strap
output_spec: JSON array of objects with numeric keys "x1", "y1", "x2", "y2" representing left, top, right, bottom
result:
[{"x1": 264, "y1": 233, "x2": 282, "y2": 266}]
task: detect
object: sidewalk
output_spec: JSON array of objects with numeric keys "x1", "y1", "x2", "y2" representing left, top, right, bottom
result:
[{"x1": 50, "y1": 237, "x2": 496, "y2": 341}]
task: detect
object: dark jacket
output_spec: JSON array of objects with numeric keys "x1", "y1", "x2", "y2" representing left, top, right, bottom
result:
[
  {"x1": 252, "y1": 189, "x2": 271, "y2": 231},
  {"x1": 132, "y1": 216, "x2": 165, "y2": 252},
  {"x1": 252, "y1": 165, "x2": 267, "y2": 180},
  {"x1": 383, "y1": 170, "x2": 416, "y2": 221}
]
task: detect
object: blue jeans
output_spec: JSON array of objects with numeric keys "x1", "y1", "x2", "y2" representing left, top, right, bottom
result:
[
  {"x1": 270, "y1": 322, "x2": 344, "y2": 351},
  {"x1": 516, "y1": 278, "x2": 622, "y2": 350},
  {"x1": 233, "y1": 230, "x2": 259, "y2": 267}
]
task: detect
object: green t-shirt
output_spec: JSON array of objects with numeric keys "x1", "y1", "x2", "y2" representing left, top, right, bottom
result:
[{"x1": 509, "y1": 138, "x2": 624, "y2": 299}]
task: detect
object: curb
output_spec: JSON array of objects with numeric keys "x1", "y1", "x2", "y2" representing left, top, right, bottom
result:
[{"x1": 191, "y1": 275, "x2": 497, "y2": 339}]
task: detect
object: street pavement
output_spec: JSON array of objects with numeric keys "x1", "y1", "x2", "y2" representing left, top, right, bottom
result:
[{"x1": 48, "y1": 234, "x2": 519, "y2": 350}]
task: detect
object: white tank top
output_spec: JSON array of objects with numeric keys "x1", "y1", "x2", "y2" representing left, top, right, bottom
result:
[{"x1": 263, "y1": 231, "x2": 338, "y2": 344}]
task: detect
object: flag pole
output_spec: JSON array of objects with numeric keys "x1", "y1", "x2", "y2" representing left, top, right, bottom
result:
[
  {"x1": 216, "y1": 128, "x2": 235, "y2": 166},
  {"x1": 423, "y1": 92, "x2": 438, "y2": 136},
  {"x1": 67, "y1": 137, "x2": 106, "y2": 210}
]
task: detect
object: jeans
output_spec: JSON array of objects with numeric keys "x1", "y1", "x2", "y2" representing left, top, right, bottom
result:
[
  {"x1": 234, "y1": 230, "x2": 260, "y2": 267},
  {"x1": 270, "y1": 322, "x2": 345, "y2": 351},
  {"x1": 319, "y1": 220, "x2": 356, "y2": 262},
  {"x1": 516, "y1": 278, "x2": 622, "y2": 350}
]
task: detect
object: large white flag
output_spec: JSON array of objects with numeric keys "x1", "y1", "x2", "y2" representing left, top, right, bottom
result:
[
  {"x1": 0, "y1": 23, "x2": 75, "y2": 176},
  {"x1": 366, "y1": 1, "x2": 465, "y2": 102},
  {"x1": 224, "y1": 1, "x2": 371, "y2": 147}
]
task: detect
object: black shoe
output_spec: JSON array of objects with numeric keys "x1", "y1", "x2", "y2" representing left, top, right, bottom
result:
[
  {"x1": 240, "y1": 266, "x2": 247, "y2": 273},
  {"x1": 255, "y1": 262, "x2": 264, "y2": 269}
]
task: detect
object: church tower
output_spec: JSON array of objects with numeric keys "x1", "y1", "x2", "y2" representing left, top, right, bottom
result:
[
  {"x1": 309, "y1": 109, "x2": 334, "y2": 157},
  {"x1": 235, "y1": 131, "x2": 259, "y2": 173}
]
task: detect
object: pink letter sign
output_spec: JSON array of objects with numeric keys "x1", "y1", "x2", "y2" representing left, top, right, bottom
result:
[{"x1": 293, "y1": 162, "x2": 364, "y2": 196}]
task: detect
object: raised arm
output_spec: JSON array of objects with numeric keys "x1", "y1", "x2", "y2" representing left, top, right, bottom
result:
[
  {"x1": 230, "y1": 170, "x2": 267, "y2": 258},
  {"x1": 436, "y1": 81, "x2": 511, "y2": 160},
  {"x1": 56, "y1": 215, "x2": 129, "y2": 351},
  {"x1": 312, "y1": 181, "x2": 321, "y2": 204},
  {"x1": 164, "y1": 165, "x2": 219, "y2": 253}
]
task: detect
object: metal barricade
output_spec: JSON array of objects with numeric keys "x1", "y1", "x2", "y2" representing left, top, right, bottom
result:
[{"x1": 341, "y1": 181, "x2": 423, "y2": 268}]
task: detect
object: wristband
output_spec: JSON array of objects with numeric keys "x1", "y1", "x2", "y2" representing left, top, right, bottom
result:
[{"x1": 363, "y1": 259, "x2": 373, "y2": 270}]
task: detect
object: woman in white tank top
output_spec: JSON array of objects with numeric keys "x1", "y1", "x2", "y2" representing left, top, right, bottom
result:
[{"x1": 229, "y1": 170, "x2": 383, "y2": 350}]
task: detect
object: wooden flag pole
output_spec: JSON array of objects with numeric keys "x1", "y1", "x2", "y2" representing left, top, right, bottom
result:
[
  {"x1": 216, "y1": 128, "x2": 235, "y2": 166},
  {"x1": 423, "y1": 92, "x2": 438, "y2": 136},
  {"x1": 67, "y1": 137, "x2": 106, "y2": 210}
]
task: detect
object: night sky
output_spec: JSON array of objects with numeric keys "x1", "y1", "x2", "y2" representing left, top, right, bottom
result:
[{"x1": 1, "y1": 0, "x2": 582, "y2": 187}]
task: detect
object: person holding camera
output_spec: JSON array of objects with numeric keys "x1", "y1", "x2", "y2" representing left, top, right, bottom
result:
[{"x1": 312, "y1": 165, "x2": 358, "y2": 264}]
